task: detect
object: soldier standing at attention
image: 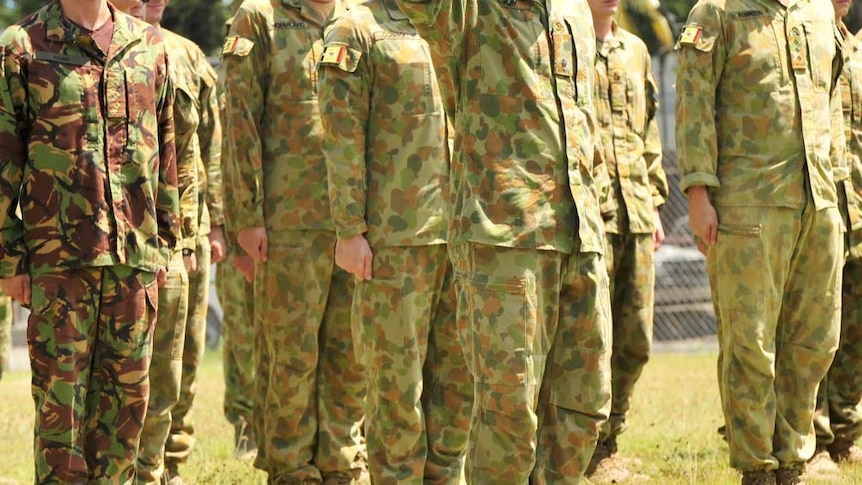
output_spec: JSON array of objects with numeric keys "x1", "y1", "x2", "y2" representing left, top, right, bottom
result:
[
  {"x1": 139, "y1": 2, "x2": 228, "y2": 483},
  {"x1": 217, "y1": 0, "x2": 258, "y2": 460},
  {"x1": 811, "y1": 0, "x2": 862, "y2": 474},
  {"x1": 221, "y1": 0, "x2": 369, "y2": 483},
  {"x1": 317, "y1": 0, "x2": 473, "y2": 482},
  {"x1": 0, "y1": 0, "x2": 180, "y2": 483},
  {"x1": 393, "y1": 1, "x2": 612, "y2": 483},
  {"x1": 586, "y1": 0, "x2": 668, "y2": 481},
  {"x1": 676, "y1": 1, "x2": 844, "y2": 484}
]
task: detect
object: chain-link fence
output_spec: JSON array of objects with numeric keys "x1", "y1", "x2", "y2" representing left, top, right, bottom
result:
[{"x1": 652, "y1": 51, "x2": 716, "y2": 342}]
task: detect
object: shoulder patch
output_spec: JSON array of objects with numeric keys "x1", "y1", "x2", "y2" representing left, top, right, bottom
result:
[
  {"x1": 222, "y1": 36, "x2": 254, "y2": 56},
  {"x1": 318, "y1": 43, "x2": 362, "y2": 73},
  {"x1": 320, "y1": 45, "x2": 346, "y2": 65},
  {"x1": 678, "y1": 26, "x2": 702, "y2": 46}
]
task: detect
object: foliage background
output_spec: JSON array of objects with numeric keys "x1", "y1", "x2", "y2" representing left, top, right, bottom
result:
[{"x1": 0, "y1": 0, "x2": 238, "y2": 56}]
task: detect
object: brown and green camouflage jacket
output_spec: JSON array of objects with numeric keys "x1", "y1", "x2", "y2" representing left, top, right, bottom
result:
[
  {"x1": 163, "y1": 27, "x2": 222, "y2": 247},
  {"x1": 221, "y1": 0, "x2": 358, "y2": 241},
  {"x1": 317, "y1": 0, "x2": 448, "y2": 248},
  {"x1": 0, "y1": 2, "x2": 179, "y2": 277},
  {"x1": 839, "y1": 24, "x2": 862, "y2": 258},
  {"x1": 594, "y1": 23, "x2": 668, "y2": 235},
  {"x1": 675, "y1": 0, "x2": 845, "y2": 211},
  {"x1": 393, "y1": 0, "x2": 605, "y2": 255}
]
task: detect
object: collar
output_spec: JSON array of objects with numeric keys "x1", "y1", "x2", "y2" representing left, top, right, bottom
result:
[
  {"x1": 44, "y1": 1, "x2": 136, "y2": 51},
  {"x1": 384, "y1": 0, "x2": 409, "y2": 21}
]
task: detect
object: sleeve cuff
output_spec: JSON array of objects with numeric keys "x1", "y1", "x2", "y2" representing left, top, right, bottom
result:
[{"x1": 680, "y1": 172, "x2": 721, "y2": 194}]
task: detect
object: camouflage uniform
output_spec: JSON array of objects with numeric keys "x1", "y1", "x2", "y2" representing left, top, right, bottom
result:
[
  {"x1": 593, "y1": 22, "x2": 668, "y2": 447},
  {"x1": 217, "y1": 247, "x2": 255, "y2": 444},
  {"x1": 676, "y1": 0, "x2": 844, "y2": 474},
  {"x1": 137, "y1": 25, "x2": 220, "y2": 484},
  {"x1": 221, "y1": 0, "x2": 367, "y2": 483},
  {"x1": 0, "y1": 293, "x2": 11, "y2": 379},
  {"x1": 814, "y1": 23, "x2": 862, "y2": 454},
  {"x1": 0, "y1": 2, "x2": 179, "y2": 484},
  {"x1": 317, "y1": 1, "x2": 472, "y2": 482},
  {"x1": 161, "y1": 28, "x2": 223, "y2": 477},
  {"x1": 393, "y1": 1, "x2": 612, "y2": 483}
]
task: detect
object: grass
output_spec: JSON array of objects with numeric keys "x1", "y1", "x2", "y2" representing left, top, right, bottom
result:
[{"x1": 1, "y1": 350, "x2": 862, "y2": 484}]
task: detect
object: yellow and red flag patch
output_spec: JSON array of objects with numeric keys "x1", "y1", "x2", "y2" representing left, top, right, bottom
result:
[
  {"x1": 679, "y1": 26, "x2": 702, "y2": 45},
  {"x1": 320, "y1": 45, "x2": 346, "y2": 65}
]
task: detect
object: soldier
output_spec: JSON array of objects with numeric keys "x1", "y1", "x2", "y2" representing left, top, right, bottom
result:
[
  {"x1": 0, "y1": 0, "x2": 179, "y2": 483},
  {"x1": 136, "y1": 2, "x2": 228, "y2": 483},
  {"x1": 586, "y1": 0, "x2": 668, "y2": 481},
  {"x1": 676, "y1": 1, "x2": 844, "y2": 484},
  {"x1": 317, "y1": 0, "x2": 472, "y2": 482},
  {"x1": 811, "y1": 0, "x2": 862, "y2": 474},
  {"x1": 217, "y1": 0, "x2": 257, "y2": 459},
  {"x1": 393, "y1": 1, "x2": 612, "y2": 483},
  {"x1": 221, "y1": 0, "x2": 368, "y2": 483}
]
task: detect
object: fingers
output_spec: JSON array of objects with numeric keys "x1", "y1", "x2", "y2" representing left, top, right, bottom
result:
[
  {"x1": 361, "y1": 251, "x2": 373, "y2": 281},
  {"x1": 259, "y1": 236, "x2": 268, "y2": 263}
]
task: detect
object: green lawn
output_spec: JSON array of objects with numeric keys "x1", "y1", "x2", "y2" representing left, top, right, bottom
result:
[{"x1": 1, "y1": 350, "x2": 861, "y2": 484}]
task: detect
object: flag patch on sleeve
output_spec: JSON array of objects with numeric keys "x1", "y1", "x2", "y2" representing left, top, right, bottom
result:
[
  {"x1": 320, "y1": 45, "x2": 346, "y2": 65},
  {"x1": 678, "y1": 26, "x2": 702, "y2": 45}
]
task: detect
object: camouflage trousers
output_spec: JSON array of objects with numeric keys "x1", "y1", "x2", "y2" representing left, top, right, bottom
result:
[
  {"x1": 814, "y1": 256, "x2": 862, "y2": 446},
  {"x1": 136, "y1": 252, "x2": 189, "y2": 484},
  {"x1": 252, "y1": 230, "x2": 366, "y2": 484},
  {"x1": 165, "y1": 236, "x2": 211, "y2": 469},
  {"x1": 0, "y1": 293, "x2": 11, "y2": 379},
  {"x1": 217, "y1": 249, "x2": 255, "y2": 439},
  {"x1": 602, "y1": 231, "x2": 654, "y2": 441},
  {"x1": 449, "y1": 243, "x2": 611, "y2": 484},
  {"x1": 355, "y1": 245, "x2": 472, "y2": 485},
  {"x1": 28, "y1": 265, "x2": 157, "y2": 484},
  {"x1": 708, "y1": 203, "x2": 842, "y2": 471}
]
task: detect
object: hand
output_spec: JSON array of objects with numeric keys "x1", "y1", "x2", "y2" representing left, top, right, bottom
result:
[
  {"x1": 237, "y1": 226, "x2": 268, "y2": 263},
  {"x1": 183, "y1": 251, "x2": 198, "y2": 274},
  {"x1": 209, "y1": 226, "x2": 227, "y2": 264},
  {"x1": 0, "y1": 274, "x2": 30, "y2": 306},
  {"x1": 653, "y1": 208, "x2": 666, "y2": 250},
  {"x1": 687, "y1": 186, "x2": 718, "y2": 255},
  {"x1": 231, "y1": 253, "x2": 255, "y2": 284},
  {"x1": 335, "y1": 235, "x2": 373, "y2": 281},
  {"x1": 156, "y1": 266, "x2": 168, "y2": 288}
]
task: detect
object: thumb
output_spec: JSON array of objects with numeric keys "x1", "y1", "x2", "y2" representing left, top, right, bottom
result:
[
  {"x1": 259, "y1": 235, "x2": 268, "y2": 263},
  {"x1": 362, "y1": 250, "x2": 372, "y2": 281}
]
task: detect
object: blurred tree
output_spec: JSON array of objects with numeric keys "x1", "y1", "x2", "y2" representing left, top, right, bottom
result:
[
  {"x1": 161, "y1": 0, "x2": 228, "y2": 56},
  {"x1": 662, "y1": 0, "x2": 697, "y2": 23},
  {"x1": 4, "y1": 1, "x2": 228, "y2": 56}
]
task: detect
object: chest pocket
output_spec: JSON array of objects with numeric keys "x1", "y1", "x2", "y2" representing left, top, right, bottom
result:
[
  {"x1": 373, "y1": 34, "x2": 441, "y2": 117},
  {"x1": 271, "y1": 22, "x2": 319, "y2": 101},
  {"x1": 26, "y1": 57, "x2": 92, "y2": 153},
  {"x1": 559, "y1": 14, "x2": 594, "y2": 108},
  {"x1": 727, "y1": 15, "x2": 783, "y2": 92}
]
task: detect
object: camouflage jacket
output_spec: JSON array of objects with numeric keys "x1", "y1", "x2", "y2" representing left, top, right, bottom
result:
[
  {"x1": 0, "y1": 2, "x2": 179, "y2": 278},
  {"x1": 162, "y1": 28, "x2": 222, "y2": 245},
  {"x1": 675, "y1": 0, "x2": 845, "y2": 211},
  {"x1": 595, "y1": 23, "x2": 668, "y2": 235},
  {"x1": 839, "y1": 24, "x2": 862, "y2": 258},
  {"x1": 393, "y1": 0, "x2": 604, "y2": 255},
  {"x1": 221, "y1": 0, "x2": 356, "y2": 239},
  {"x1": 317, "y1": 0, "x2": 448, "y2": 247}
]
